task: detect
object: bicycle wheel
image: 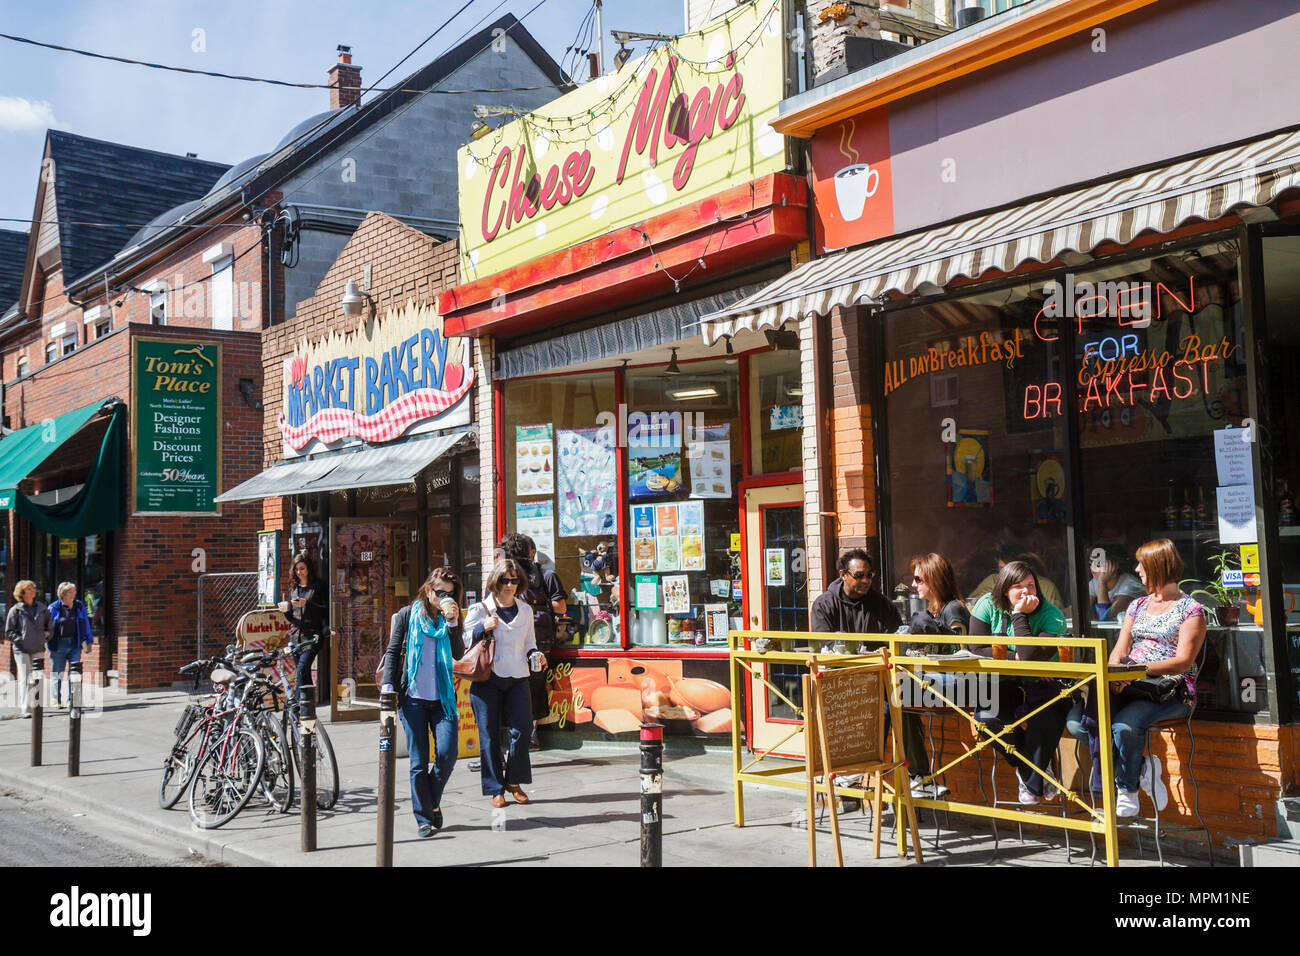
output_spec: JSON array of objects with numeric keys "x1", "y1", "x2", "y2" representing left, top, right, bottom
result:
[
  {"x1": 256, "y1": 713, "x2": 295, "y2": 814},
  {"x1": 286, "y1": 711, "x2": 341, "y2": 810},
  {"x1": 159, "y1": 725, "x2": 207, "y2": 810},
  {"x1": 188, "y1": 726, "x2": 265, "y2": 829}
]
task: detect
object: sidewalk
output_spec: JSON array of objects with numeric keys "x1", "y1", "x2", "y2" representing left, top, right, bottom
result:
[{"x1": 0, "y1": 683, "x2": 1187, "y2": 867}]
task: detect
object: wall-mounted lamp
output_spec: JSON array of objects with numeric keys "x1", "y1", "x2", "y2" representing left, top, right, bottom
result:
[
  {"x1": 238, "y1": 378, "x2": 262, "y2": 410},
  {"x1": 614, "y1": 42, "x2": 633, "y2": 69},
  {"x1": 470, "y1": 119, "x2": 492, "y2": 141},
  {"x1": 341, "y1": 277, "x2": 373, "y2": 317}
]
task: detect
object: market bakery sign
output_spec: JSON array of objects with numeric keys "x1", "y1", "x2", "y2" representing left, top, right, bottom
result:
[
  {"x1": 457, "y1": 0, "x2": 787, "y2": 279},
  {"x1": 279, "y1": 302, "x2": 473, "y2": 457}
]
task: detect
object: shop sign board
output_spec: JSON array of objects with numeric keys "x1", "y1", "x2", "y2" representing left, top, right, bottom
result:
[
  {"x1": 456, "y1": 0, "x2": 788, "y2": 280},
  {"x1": 809, "y1": 106, "x2": 894, "y2": 253},
  {"x1": 279, "y1": 302, "x2": 473, "y2": 458},
  {"x1": 131, "y1": 337, "x2": 222, "y2": 515}
]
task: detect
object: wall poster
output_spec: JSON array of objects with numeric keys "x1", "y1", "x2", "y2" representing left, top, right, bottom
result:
[
  {"x1": 947, "y1": 429, "x2": 992, "y2": 507},
  {"x1": 556, "y1": 426, "x2": 617, "y2": 536},
  {"x1": 628, "y1": 412, "x2": 682, "y2": 497},
  {"x1": 257, "y1": 530, "x2": 281, "y2": 608},
  {"x1": 662, "y1": 575, "x2": 691, "y2": 615},
  {"x1": 516, "y1": 423, "x2": 555, "y2": 496},
  {"x1": 515, "y1": 499, "x2": 556, "y2": 564}
]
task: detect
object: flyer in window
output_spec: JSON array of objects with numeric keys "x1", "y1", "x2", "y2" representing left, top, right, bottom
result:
[
  {"x1": 765, "y1": 547, "x2": 787, "y2": 586},
  {"x1": 632, "y1": 504, "x2": 657, "y2": 572},
  {"x1": 628, "y1": 411, "x2": 683, "y2": 497},
  {"x1": 677, "y1": 500, "x2": 703, "y2": 537},
  {"x1": 688, "y1": 440, "x2": 732, "y2": 499},
  {"x1": 515, "y1": 500, "x2": 556, "y2": 565},
  {"x1": 662, "y1": 575, "x2": 691, "y2": 615},
  {"x1": 681, "y1": 536, "x2": 704, "y2": 571},
  {"x1": 515, "y1": 423, "x2": 554, "y2": 496},
  {"x1": 657, "y1": 535, "x2": 681, "y2": 572},
  {"x1": 654, "y1": 502, "x2": 679, "y2": 537},
  {"x1": 704, "y1": 604, "x2": 729, "y2": 643},
  {"x1": 635, "y1": 575, "x2": 659, "y2": 609},
  {"x1": 556, "y1": 426, "x2": 617, "y2": 537}
]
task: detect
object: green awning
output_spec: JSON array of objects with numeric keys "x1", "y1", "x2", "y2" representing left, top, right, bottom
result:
[{"x1": 0, "y1": 399, "x2": 126, "y2": 538}]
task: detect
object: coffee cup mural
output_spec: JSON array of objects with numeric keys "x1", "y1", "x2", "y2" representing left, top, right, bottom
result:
[{"x1": 834, "y1": 163, "x2": 880, "y2": 222}]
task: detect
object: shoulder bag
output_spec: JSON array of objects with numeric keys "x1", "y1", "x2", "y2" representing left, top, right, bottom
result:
[{"x1": 452, "y1": 597, "x2": 496, "y2": 683}]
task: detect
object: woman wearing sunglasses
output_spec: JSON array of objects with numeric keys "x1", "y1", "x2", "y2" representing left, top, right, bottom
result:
[
  {"x1": 464, "y1": 558, "x2": 547, "y2": 809},
  {"x1": 381, "y1": 568, "x2": 464, "y2": 837}
]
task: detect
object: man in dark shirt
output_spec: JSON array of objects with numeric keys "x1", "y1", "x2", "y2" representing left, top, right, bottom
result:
[{"x1": 810, "y1": 548, "x2": 901, "y2": 638}]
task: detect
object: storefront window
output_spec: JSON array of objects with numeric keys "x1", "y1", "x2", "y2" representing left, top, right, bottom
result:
[
  {"x1": 503, "y1": 372, "x2": 618, "y2": 647},
  {"x1": 751, "y1": 349, "x2": 803, "y2": 474},
  {"x1": 883, "y1": 281, "x2": 1070, "y2": 620},
  {"x1": 83, "y1": 534, "x2": 106, "y2": 639},
  {"x1": 356, "y1": 483, "x2": 418, "y2": 516},
  {"x1": 625, "y1": 360, "x2": 741, "y2": 649}
]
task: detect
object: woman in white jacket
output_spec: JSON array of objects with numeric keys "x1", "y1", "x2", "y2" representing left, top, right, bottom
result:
[{"x1": 464, "y1": 558, "x2": 548, "y2": 808}]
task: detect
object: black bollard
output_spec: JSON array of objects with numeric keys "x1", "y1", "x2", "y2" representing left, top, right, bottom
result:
[
  {"x1": 377, "y1": 690, "x2": 397, "y2": 867},
  {"x1": 67, "y1": 662, "x2": 83, "y2": 777},
  {"x1": 640, "y1": 722, "x2": 664, "y2": 867},
  {"x1": 299, "y1": 684, "x2": 317, "y2": 852},
  {"x1": 29, "y1": 661, "x2": 44, "y2": 767}
]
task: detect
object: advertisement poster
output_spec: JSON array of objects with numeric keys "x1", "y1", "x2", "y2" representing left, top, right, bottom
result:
[
  {"x1": 689, "y1": 440, "x2": 732, "y2": 498},
  {"x1": 655, "y1": 503, "x2": 679, "y2": 537},
  {"x1": 632, "y1": 505, "x2": 657, "y2": 572},
  {"x1": 678, "y1": 500, "x2": 704, "y2": 571},
  {"x1": 769, "y1": 405, "x2": 803, "y2": 430},
  {"x1": 635, "y1": 575, "x2": 659, "y2": 609},
  {"x1": 516, "y1": 423, "x2": 554, "y2": 496},
  {"x1": 1029, "y1": 450, "x2": 1067, "y2": 524},
  {"x1": 257, "y1": 530, "x2": 280, "y2": 607},
  {"x1": 628, "y1": 412, "x2": 683, "y2": 497},
  {"x1": 515, "y1": 499, "x2": 556, "y2": 563},
  {"x1": 545, "y1": 658, "x2": 737, "y2": 736},
  {"x1": 662, "y1": 575, "x2": 691, "y2": 615},
  {"x1": 704, "y1": 604, "x2": 730, "y2": 644},
  {"x1": 132, "y1": 338, "x2": 221, "y2": 513},
  {"x1": 765, "y1": 548, "x2": 787, "y2": 586},
  {"x1": 557, "y1": 426, "x2": 617, "y2": 536},
  {"x1": 947, "y1": 429, "x2": 992, "y2": 507},
  {"x1": 657, "y1": 535, "x2": 681, "y2": 572}
]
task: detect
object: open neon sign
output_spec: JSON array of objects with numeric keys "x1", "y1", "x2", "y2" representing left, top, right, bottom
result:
[{"x1": 1032, "y1": 278, "x2": 1195, "y2": 342}]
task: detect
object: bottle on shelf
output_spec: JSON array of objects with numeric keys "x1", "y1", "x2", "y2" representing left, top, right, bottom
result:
[
  {"x1": 1196, "y1": 487, "x2": 1208, "y2": 526},
  {"x1": 1281, "y1": 483, "x2": 1296, "y2": 527},
  {"x1": 1181, "y1": 488, "x2": 1195, "y2": 530},
  {"x1": 1164, "y1": 486, "x2": 1179, "y2": 531}
]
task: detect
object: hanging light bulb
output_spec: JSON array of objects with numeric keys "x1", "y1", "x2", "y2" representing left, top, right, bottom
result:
[
  {"x1": 722, "y1": 338, "x2": 738, "y2": 365},
  {"x1": 664, "y1": 347, "x2": 681, "y2": 376}
]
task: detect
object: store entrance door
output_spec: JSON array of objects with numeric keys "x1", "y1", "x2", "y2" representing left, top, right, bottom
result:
[
  {"x1": 329, "y1": 518, "x2": 416, "y2": 721},
  {"x1": 742, "y1": 482, "x2": 809, "y2": 757}
]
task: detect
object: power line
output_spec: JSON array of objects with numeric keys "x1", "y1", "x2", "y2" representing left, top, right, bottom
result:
[{"x1": 366, "y1": 0, "x2": 478, "y2": 93}]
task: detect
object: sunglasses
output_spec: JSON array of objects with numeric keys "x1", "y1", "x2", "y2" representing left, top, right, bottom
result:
[
  {"x1": 433, "y1": 588, "x2": 455, "y2": 599},
  {"x1": 500, "y1": 578, "x2": 520, "y2": 587},
  {"x1": 845, "y1": 570, "x2": 875, "y2": 581}
]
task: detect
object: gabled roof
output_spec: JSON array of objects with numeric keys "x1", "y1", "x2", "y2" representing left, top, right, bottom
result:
[
  {"x1": 43, "y1": 130, "x2": 229, "y2": 285},
  {"x1": 0, "y1": 229, "x2": 28, "y2": 310}
]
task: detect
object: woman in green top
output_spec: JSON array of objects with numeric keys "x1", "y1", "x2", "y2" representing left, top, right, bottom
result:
[{"x1": 966, "y1": 560, "x2": 1071, "y2": 806}]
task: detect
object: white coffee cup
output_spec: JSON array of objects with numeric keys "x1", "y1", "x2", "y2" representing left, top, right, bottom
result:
[
  {"x1": 833, "y1": 163, "x2": 880, "y2": 222},
  {"x1": 277, "y1": 600, "x2": 290, "y2": 614},
  {"x1": 439, "y1": 597, "x2": 457, "y2": 617}
]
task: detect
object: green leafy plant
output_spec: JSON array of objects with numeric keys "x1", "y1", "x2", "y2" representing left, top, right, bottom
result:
[{"x1": 1180, "y1": 548, "x2": 1243, "y2": 608}]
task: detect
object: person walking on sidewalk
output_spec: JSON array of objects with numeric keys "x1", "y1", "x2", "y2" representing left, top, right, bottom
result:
[
  {"x1": 497, "y1": 532, "x2": 564, "y2": 750},
  {"x1": 465, "y1": 558, "x2": 547, "y2": 809},
  {"x1": 381, "y1": 569, "x2": 465, "y2": 837},
  {"x1": 47, "y1": 582, "x2": 92, "y2": 709},
  {"x1": 5, "y1": 581, "x2": 50, "y2": 716},
  {"x1": 281, "y1": 551, "x2": 327, "y2": 711}
]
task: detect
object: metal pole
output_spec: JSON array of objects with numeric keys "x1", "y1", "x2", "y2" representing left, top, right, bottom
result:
[
  {"x1": 29, "y1": 660, "x2": 43, "y2": 767},
  {"x1": 594, "y1": 0, "x2": 605, "y2": 76},
  {"x1": 640, "y1": 722, "x2": 664, "y2": 867},
  {"x1": 67, "y1": 661, "x2": 83, "y2": 776},
  {"x1": 300, "y1": 684, "x2": 317, "y2": 852},
  {"x1": 377, "y1": 690, "x2": 397, "y2": 867}
]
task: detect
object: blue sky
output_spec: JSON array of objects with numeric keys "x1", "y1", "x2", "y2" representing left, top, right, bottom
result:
[{"x1": 0, "y1": 0, "x2": 688, "y2": 234}]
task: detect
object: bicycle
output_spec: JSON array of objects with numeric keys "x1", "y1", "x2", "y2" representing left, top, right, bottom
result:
[
  {"x1": 159, "y1": 656, "x2": 229, "y2": 810},
  {"x1": 266, "y1": 635, "x2": 340, "y2": 810},
  {"x1": 236, "y1": 649, "x2": 296, "y2": 815},
  {"x1": 186, "y1": 655, "x2": 271, "y2": 829}
]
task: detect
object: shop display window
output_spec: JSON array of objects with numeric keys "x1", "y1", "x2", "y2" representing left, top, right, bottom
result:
[{"x1": 750, "y1": 349, "x2": 803, "y2": 474}]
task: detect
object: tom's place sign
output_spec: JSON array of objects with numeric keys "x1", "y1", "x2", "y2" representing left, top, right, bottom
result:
[
  {"x1": 131, "y1": 338, "x2": 221, "y2": 514},
  {"x1": 456, "y1": 0, "x2": 787, "y2": 280}
]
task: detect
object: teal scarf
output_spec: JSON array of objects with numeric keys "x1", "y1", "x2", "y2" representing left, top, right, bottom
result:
[{"x1": 405, "y1": 601, "x2": 456, "y2": 704}]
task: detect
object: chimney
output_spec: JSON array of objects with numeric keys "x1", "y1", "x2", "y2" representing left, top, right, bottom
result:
[
  {"x1": 328, "y1": 45, "x2": 362, "y2": 110},
  {"x1": 807, "y1": 0, "x2": 884, "y2": 83}
]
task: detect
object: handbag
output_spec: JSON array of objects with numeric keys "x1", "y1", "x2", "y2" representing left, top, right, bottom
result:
[
  {"x1": 452, "y1": 597, "x2": 496, "y2": 683},
  {"x1": 1122, "y1": 675, "x2": 1186, "y2": 704}
]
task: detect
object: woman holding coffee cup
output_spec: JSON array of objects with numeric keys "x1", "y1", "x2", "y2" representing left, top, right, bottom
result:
[
  {"x1": 381, "y1": 568, "x2": 465, "y2": 837},
  {"x1": 464, "y1": 558, "x2": 546, "y2": 809},
  {"x1": 281, "y1": 552, "x2": 328, "y2": 708}
]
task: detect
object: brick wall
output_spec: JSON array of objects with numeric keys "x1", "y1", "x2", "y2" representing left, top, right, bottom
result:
[
  {"x1": 828, "y1": 304, "x2": 877, "y2": 561},
  {"x1": 476, "y1": 335, "x2": 496, "y2": 596},
  {"x1": 800, "y1": 314, "x2": 825, "y2": 602}
]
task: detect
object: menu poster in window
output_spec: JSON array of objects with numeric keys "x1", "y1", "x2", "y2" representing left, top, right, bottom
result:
[
  {"x1": 515, "y1": 424, "x2": 554, "y2": 496},
  {"x1": 635, "y1": 575, "x2": 659, "y2": 609},
  {"x1": 556, "y1": 426, "x2": 617, "y2": 537},
  {"x1": 678, "y1": 500, "x2": 705, "y2": 571},
  {"x1": 655, "y1": 503, "x2": 679, "y2": 537},
  {"x1": 1214, "y1": 427, "x2": 1253, "y2": 487},
  {"x1": 632, "y1": 505, "x2": 657, "y2": 572},
  {"x1": 765, "y1": 548, "x2": 787, "y2": 586},
  {"x1": 1029, "y1": 450, "x2": 1067, "y2": 524},
  {"x1": 657, "y1": 535, "x2": 681, "y2": 572},
  {"x1": 628, "y1": 412, "x2": 683, "y2": 497},
  {"x1": 1217, "y1": 483, "x2": 1258, "y2": 544},
  {"x1": 257, "y1": 530, "x2": 280, "y2": 607},
  {"x1": 663, "y1": 575, "x2": 691, "y2": 615},
  {"x1": 689, "y1": 441, "x2": 732, "y2": 498},
  {"x1": 704, "y1": 603, "x2": 729, "y2": 643},
  {"x1": 947, "y1": 430, "x2": 992, "y2": 507},
  {"x1": 516, "y1": 500, "x2": 556, "y2": 565}
]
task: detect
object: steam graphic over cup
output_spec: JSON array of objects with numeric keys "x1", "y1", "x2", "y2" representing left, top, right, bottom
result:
[{"x1": 834, "y1": 163, "x2": 880, "y2": 222}]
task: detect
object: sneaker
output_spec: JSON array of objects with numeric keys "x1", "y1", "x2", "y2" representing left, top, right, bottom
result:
[
  {"x1": 1018, "y1": 782, "x2": 1041, "y2": 806},
  {"x1": 418, "y1": 823, "x2": 436, "y2": 838},
  {"x1": 909, "y1": 775, "x2": 931, "y2": 797},
  {"x1": 930, "y1": 780, "x2": 951, "y2": 798},
  {"x1": 1116, "y1": 788, "x2": 1140, "y2": 818},
  {"x1": 1042, "y1": 783, "x2": 1060, "y2": 802},
  {"x1": 431, "y1": 808, "x2": 443, "y2": 831},
  {"x1": 468, "y1": 759, "x2": 481, "y2": 772},
  {"x1": 1139, "y1": 754, "x2": 1169, "y2": 811}
]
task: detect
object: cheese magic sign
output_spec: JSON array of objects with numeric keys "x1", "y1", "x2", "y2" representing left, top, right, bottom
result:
[
  {"x1": 457, "y1": 0, "x2": 787, "y2": 280},
  {"x1": 279, "y1": 302, "x2": 473, "y2": 457}
]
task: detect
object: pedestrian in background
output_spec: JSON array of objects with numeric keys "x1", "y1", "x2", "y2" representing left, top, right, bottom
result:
[
  {"x1": 5, "y1": 580, "x2": 50, "y2": 717},
  {"x1": 465, "y1": 558, "x2": 546, "y2": 809},
  {"x1": 497, "y1": 532, "x2": 564, "y2": 749},
  {"x1": 47, "y1": 582, "x2": 92, "y2": 709},
  {"x1": 281, "y1": 551, "x2": 328, "y2": 711}
]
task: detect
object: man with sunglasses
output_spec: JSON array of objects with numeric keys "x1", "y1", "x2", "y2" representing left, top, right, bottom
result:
[{"x1": 810, "y1": 549, "x2": 901, "y2": 638}]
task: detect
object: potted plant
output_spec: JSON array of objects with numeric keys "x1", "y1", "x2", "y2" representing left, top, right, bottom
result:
[{"x1": 1181, "y1": 549, "x2": 1244, "y2": 627}]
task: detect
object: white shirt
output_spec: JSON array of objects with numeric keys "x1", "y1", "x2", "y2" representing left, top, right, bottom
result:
[{"x1": 464, "y1": 596, "x2": 536, "y2": 679}]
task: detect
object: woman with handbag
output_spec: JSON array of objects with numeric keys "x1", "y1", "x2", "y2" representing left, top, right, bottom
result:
[
  {"x1": 464, "y1": 558, "x2": 547, "y2": 809},
  {"x1": 381, "y1": 568, "x2": 465, "y2": 837},
  {"x1": 1105, "y1": 538, "x2": 1206, "y2": 818}
]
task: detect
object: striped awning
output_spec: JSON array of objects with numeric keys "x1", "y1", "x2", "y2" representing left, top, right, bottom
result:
[{"x1": 700, "y1": 127, "x2": 1300, "y2": 344}]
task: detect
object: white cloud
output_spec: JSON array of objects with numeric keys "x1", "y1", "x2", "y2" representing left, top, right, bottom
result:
[{"x1": 0, "y1": 96, "x2": 66, "y2": 133}]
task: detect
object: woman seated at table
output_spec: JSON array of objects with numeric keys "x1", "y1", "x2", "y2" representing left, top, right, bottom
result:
[
  {"x1": 1089, "y1": 547, "x2": 1145, "y2": 622},
  {"x1": 965, "y1": 560, "x2": 1071, "y2": 806},
  {"x1": 1104, "y1": 538, "x2": 1206, "y2": 818}
]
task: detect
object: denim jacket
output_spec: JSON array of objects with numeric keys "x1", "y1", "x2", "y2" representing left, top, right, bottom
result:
[{"x1": 48, "y1": 599, "x2": 92, "y2": 648}]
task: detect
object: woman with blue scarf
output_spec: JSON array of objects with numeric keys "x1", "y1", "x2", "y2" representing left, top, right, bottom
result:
[{"x1": 381, "y1": 569, "x2": 465, "y2": 837}]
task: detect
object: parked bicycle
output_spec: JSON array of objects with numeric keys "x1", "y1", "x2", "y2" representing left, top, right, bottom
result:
[{"x1": 264, "y1": 635, "x2": 340, "y2": 810}]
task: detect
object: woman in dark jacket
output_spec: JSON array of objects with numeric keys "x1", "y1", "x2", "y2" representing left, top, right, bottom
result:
[
  {"x1": 282, "y1": 552, "x2": 328, "y2": 709},
  {"x1": 381, "y1": 568, "x2": 465, "y2": 837},
  {"x1": 47, "y1": 582, "x2": 93, "y2": 708},
  {"x1": 5, "y1": 580, "x2": 50, "y2": 716}
]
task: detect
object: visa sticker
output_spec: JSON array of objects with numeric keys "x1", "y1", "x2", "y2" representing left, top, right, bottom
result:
[
  {"x1": 1221, "y1": 570, "x2": 1244, "y2": 587},
  {"x1": 731, "y1": 580, "x2": 744, "y2": 599}
]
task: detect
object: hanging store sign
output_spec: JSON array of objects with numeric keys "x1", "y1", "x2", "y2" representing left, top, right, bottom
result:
[
  {"x1": 132, "y1": 337, "x2": 222, "y2": 514},
  {"x1": 456, "y1": 0, "x2": 788, "y2": 280},
  {"x1": 809, "y1": 106, "x2": 894, "y2": 253},
  {"x1": 279, "y1": 302, "x2": 473, "y2": 457}
]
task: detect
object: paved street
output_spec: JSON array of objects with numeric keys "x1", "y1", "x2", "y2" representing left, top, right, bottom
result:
[{"x1": 0, "y1": 684, "x2": 1199, "y2": 867}]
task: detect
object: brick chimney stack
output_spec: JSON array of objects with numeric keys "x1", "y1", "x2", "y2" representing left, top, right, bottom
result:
[
  {"x1": 328, "y1": 45, "x2": 362, "y2": 110},
  {"x1": 807, "y1": 0, "x2": 883, "y2": 81}
]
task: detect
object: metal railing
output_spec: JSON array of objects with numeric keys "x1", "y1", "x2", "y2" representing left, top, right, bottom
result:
[{"x1": 196, "y1": 572, "x2": 260, "y2": 659}]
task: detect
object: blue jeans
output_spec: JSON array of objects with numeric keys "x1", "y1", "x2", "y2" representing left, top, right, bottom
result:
[
  {"x1": 399, "y1": 696, "x2": 458, "y2": 828},
  {"x1": 1113, "y1": 695, "x2": 1191, "y2": 792},
  {"x1": 48, "y1": 639, "x2": 82, "y2": 704},
  {"x1": 470, "y1": 674, "x2": 533, "y2": 796}
]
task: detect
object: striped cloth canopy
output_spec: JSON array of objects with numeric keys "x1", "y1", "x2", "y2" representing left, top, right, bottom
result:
[{"x1": 699, "y1": 127, "x2": 1300, "y2": 344}]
